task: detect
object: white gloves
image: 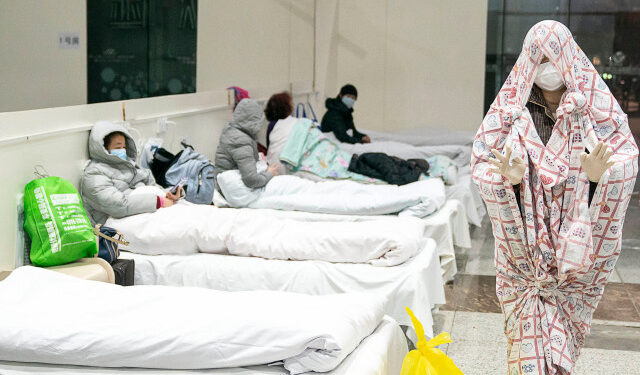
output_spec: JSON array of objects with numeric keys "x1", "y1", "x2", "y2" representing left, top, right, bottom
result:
[
  {"x1": 580, "y1": 141, "x2": 614, "y2": 182},
  {"x1": 489, "y1": 145, "x2": 526, "y2": 185}
]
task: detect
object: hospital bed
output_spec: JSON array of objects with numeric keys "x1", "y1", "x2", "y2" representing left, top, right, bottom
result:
[
  {"x1": 0, "y1": 317, "x2": 405, "y2": 375},
  {"x1": 0, "y1": 267, "x2": 407, "y2": 375},
  {"x1": 325, "y1": 131, "x2": 486, "y2": 227},
  {"x1": 120, "y1": 236, "x2": 445, "y2": 339},
  {"x1": 211, "y1": 174, "x2": 471, "y2": 280}
]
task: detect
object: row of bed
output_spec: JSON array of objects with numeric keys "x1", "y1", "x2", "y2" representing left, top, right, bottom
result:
[{"x1": 0, "y1": 128, "x2": 485, "y2": 374}]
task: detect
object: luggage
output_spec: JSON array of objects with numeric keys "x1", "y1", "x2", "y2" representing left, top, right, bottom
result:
[
  {"x1": 111, "y1": 258, "x2": 134, "y2": 286},
  {"x1": 163, "y1": 146, "x2": 216, "y2": 204}
]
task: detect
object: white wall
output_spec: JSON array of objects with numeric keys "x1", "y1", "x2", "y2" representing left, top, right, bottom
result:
[
  {"x1": 0, "y1": 0, "x2": 87, "y2": 112},
  {"x1": 0, "y1": 0, "x2": 315, "y2": 113},
  {"x1": 317, "y1": 0, "x2": 488, "y2": 132},
  {"x1": 197, "y1": 0, "x2": 314, "y2": 92}
]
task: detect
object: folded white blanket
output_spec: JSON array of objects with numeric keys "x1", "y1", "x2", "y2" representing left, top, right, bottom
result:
[
  {"x1": 0, "y1": 267, "x2": 385, "y2": 374},
  {"x1": 106, "y1": 204, "x2": 426, "y2": 266},
  {"x1": 216, "y1": 173, "x2": 446, "y2": 218}
]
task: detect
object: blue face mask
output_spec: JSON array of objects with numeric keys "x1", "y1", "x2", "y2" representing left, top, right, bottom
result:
[
  {"x1": 341, "y1": 96, "x2": 356, "y2": 109},
  {"x1": 110, "y1": 149, "x2": 127, "y2": 161}
]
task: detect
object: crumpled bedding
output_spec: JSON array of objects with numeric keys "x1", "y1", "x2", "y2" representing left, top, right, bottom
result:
[
  {"x1": 106, "y1": 198, "x2": 428, "y2": 266},
  {"x1": 325, "y1": 132, "x2": 472, "y2": 167},
  {"x1": 216, "y1": 170, "x2": 446, "y2": 218}
]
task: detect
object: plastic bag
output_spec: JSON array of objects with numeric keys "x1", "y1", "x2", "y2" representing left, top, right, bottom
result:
[
  {"x1": 400, "y1": 307, "x2": 463, "y2": 375},
  {"x1": 24, "y1": 176, "x2": 97, "y2": 266}
]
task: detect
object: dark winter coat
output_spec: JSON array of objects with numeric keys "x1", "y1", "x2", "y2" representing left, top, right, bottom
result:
[
  {"x1": 348, "y1": 153, "x2": 430, "y2": 185},
  {"x1": 320, "y1": 97, "x2": 366, "y2": 144}
]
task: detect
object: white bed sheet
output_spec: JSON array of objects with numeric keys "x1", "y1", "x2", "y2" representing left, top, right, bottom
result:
[
  {"x1": 422, "y1": 199, "x2": 471, "y2": 281},
  {"x1": 121, "y1": 239, "x2": 445, "y2": 339},
  {"x1": 445, "y1": 166, "x2": 486, "y2": 227},
  {"x1": 0, "y1": 316, "x2": 407, "y2": 375}
]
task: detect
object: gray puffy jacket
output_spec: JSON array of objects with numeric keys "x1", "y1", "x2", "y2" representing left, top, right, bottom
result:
[
  {"x1": 80, "y1": 121, "x2": 159, "y2": 225},
  {"x1": 214, "y1": 99, "x2": 273, "y2": 188}
]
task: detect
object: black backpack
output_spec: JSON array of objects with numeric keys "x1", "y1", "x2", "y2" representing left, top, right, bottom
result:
[{"x1": 150, "y1": 147, "x2": 181, "y2": 187}]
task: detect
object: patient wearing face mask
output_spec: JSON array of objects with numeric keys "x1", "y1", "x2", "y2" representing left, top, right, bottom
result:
[
  {"x1": 80, "y1": 121, "x2": 181, "y2": 225},
  {"x1": 511, "y1": 55, "x2": 600, "y2": 207},
  {"x1": 529, "y1": 56, "x2": 566, "y2": 144},
  {"x1": 321, "y1": 84, "x2": 371, "y2": 144}
]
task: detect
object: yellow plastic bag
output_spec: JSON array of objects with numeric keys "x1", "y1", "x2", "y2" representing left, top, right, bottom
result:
[{"x1": 400, "y1": 307, "x2": 464, "y2": 375}]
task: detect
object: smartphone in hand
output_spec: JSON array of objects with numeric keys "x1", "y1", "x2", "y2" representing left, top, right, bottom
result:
[{"x1": 170, "y1": 177, "x2": 188, "y2": 194}]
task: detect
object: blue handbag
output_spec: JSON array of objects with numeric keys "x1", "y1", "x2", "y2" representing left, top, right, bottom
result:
[{"x1": 93, "y1": 224, "x2": 129, "y2": 264}]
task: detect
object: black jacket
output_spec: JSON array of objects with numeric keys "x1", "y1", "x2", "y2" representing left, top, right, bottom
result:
[
  {"x1": 348, "y1": 153, "x2": 430, "y2": 185},
  {"x1": 321, "y1": 97, "x2": 366, "y2": 144}
]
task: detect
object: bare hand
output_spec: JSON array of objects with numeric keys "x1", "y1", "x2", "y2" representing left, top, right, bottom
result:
[
  {"x1": 489, "y1": 145, "x2": 526, "y2": 185},
  {"x1": 267, "y1": 164, "x2": 280, "y2": 176},
  {"x1": 162, "y1": 198, "x2": 174, "y2": 208},
  {"x1": 580, "y1": 141, "x2": 614, "y2": 182},
  {"x1": 166, "y1": 186, "x2": 181, "y2": 202},
  {"x1": 362, "y1": 136, "x2": 371, "y2": 144}
]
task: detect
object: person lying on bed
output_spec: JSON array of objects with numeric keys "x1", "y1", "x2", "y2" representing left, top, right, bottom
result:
[
  {"x1": 80, "y1": 121, "x2": 180, "y2": 225},
  {"x1": 215, "y1": 98, "x2": 279, "y2": 189},
  {"x1": 265, "y1": 91, "x2": 297, "y2": 175},
  {"x1": 321, "y1": 84, "x2": 371, "y2": 144}
]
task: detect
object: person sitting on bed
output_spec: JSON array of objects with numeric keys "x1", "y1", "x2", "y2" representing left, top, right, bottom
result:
[
  {"x1": 321, "y1": 84, "x2": 371, "y2": 144},
  {"x1": 80, "y1": 121, "x2": 180, "y2": 225},
  {"x1": 215, "y1": 98, "x2": 279, "y2": 189},
  {"x1": 265, "y1": 91, "x2": 297, "y2": 175}
]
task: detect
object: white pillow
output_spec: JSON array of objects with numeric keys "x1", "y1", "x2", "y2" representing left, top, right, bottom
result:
[{"x1": 216, "y1": 161, "x2": 267, "y2": 207}]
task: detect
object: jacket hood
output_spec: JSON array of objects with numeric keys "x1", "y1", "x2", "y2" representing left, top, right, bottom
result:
[
  {"x1": 88, "y1": 121, "x2": 137, "y2": 165},
  {"x1": 325, "y1": 97, "x2": 353, "y2": 114},
  {"x1": 229, "y1": 99, "x2": 265, "y2": 138}
]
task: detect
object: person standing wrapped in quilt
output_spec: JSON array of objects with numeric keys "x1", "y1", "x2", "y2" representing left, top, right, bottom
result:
[{"x1": 471, "y1": 20, "x2": 638, "y2": 374}]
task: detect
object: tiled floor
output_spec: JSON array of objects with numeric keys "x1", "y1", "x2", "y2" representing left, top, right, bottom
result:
[{"x1": 434, "y1": 188, "x2": 640, "y2": 374}]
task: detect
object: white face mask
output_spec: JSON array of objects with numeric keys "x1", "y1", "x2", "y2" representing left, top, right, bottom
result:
[{"x1": 535, "y1": 62, "x2": 564, "y2": 91}]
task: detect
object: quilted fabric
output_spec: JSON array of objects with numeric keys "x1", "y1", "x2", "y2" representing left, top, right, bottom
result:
[{"x1": 471, "y1": 20, "x2": 638, "y2": 374}]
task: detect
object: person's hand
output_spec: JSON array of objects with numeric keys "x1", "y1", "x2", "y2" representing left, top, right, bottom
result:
[
  {"x1": 580, "y1": 141, "x2": 614, "y2": 182},
  {"x1": 267, "y1": 164, "x2": 280, "y2": 176},
  {"x1": 162, "y1": 198, "x2": 174, "y2": 208},
  {"x1": 489, "y1": 145, "x2": 526, "y2": 185},
  {"x1": 166, "y1": 186, "x2": 181, "y2": 202},
  {"x1": 362, "y1": 136, "x2": 371, "y2": 144}
]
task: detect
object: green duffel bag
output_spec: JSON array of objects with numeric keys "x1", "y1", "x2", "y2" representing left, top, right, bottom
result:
[{"x1": 24, "y1": 176, "x2": 97, "y2": 266}]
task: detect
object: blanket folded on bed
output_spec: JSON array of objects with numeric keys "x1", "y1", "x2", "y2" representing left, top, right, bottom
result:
[
  {"x1": 106, "y1": 203, "x2": 427, "y2": 266},
  {"x1": 216, "y1": 172, "x2": 446, "y2": 218},
  {"x1": 279, "y1": 119, "x2": 379, "y2": 183},
  {"x1": 0, "y1": 267, "x2": 384, "y2": 374}
]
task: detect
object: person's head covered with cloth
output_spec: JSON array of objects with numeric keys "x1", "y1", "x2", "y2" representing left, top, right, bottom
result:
[{"x1": 471, "y1": 20, "x2": 638, "y2": 374}]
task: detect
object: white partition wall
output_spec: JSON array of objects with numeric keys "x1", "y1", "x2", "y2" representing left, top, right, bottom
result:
[
  {"x1": 0, "y1": 0, "x2": 87, "y2": 112},
  {"x1": 316, "y1": 0, "x2": 488, "y2": 132}
]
